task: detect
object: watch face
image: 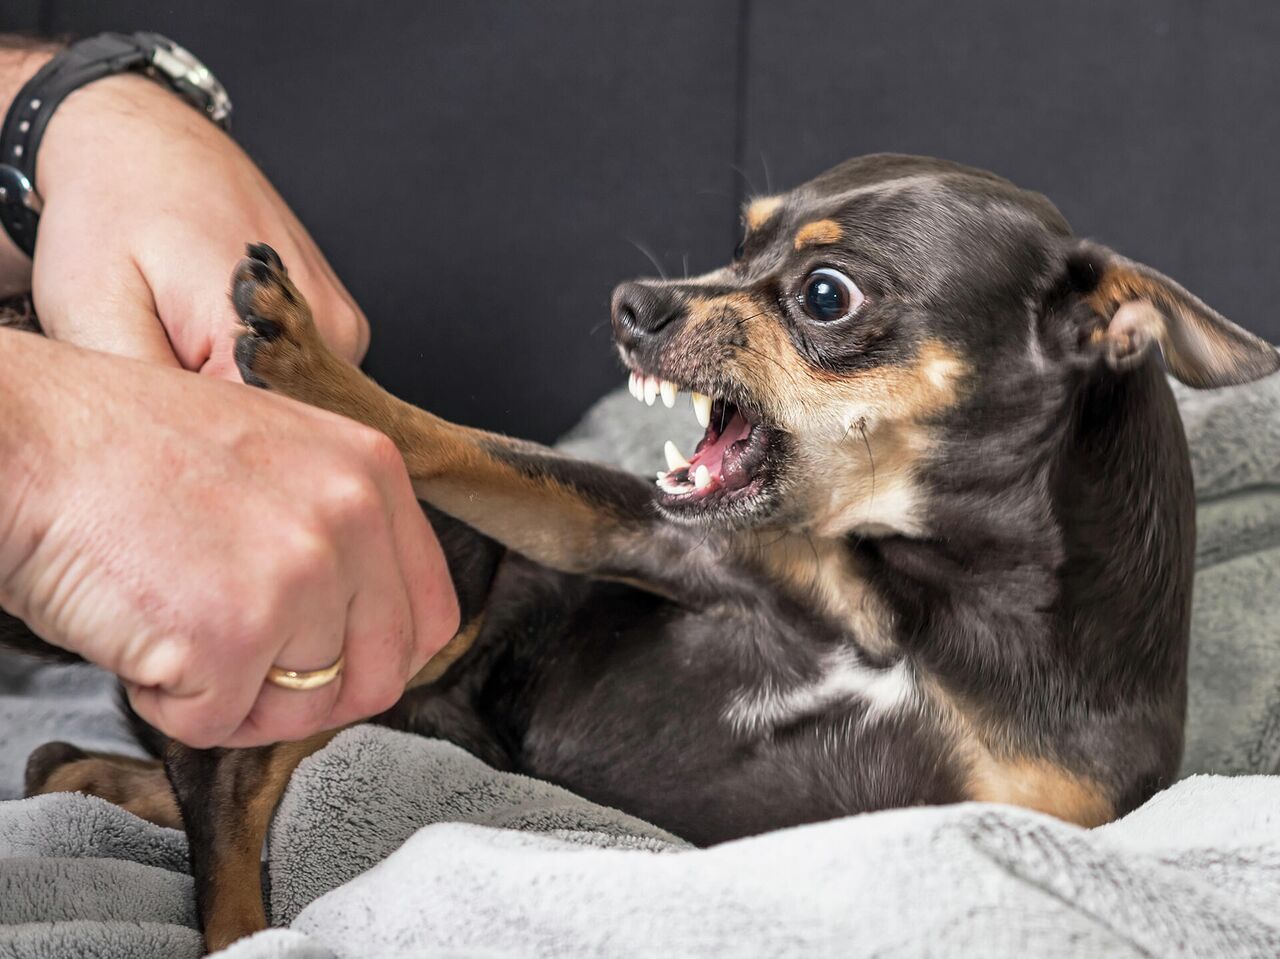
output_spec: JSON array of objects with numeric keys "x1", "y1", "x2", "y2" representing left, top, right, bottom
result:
[{"x1": 150, "y1": 41, "x2": 233, "y2": 128}]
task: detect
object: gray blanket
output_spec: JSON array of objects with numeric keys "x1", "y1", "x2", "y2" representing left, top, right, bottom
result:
[{"x1": 1, "y1": 373, "x2": 1278, "y2": 958}]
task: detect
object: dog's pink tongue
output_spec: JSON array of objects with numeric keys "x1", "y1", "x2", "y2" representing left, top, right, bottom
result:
[{"x1": 690, "y1": 411, "x2": 753, "y2": 489}]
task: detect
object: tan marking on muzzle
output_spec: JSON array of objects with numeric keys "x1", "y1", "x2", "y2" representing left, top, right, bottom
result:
[
  {"x1": 793, "y1": 219, "x2": 843, "y2": 250},
  {"x1": 679, "y1": 291, "x2": 761, "y2": 336},
  {"x1": 746, "y1": 196, "x2": 783, "y2": 231}
]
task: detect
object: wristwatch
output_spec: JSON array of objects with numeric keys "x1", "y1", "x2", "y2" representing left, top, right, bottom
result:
[{"x1": 0, "y1": 32, "x2": 232, "y2": 257}]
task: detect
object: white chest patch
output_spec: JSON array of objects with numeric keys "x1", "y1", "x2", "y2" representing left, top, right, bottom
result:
[{"x1": 723, "y1": 651, "x2": 918, "y2": 737}]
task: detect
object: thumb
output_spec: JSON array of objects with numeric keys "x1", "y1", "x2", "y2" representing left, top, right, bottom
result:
[{"x1": 32, "y1": 254, "x2": 182, "y2": 369}]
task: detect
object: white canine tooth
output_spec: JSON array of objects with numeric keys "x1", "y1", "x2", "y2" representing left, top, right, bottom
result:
[
  {"x1": 693, "y1": 464, "x2": 712, "y2": 490},
  {"x1": 656, "y1": 470, "x2": 668, "y2": 481},
  {"x1": 664, "y1": 440, "x2": 690, "y2": 470},
  {"x1": 628, "y1": 372, "x2": 641, "y2": 400},
  {"x1": 692, "y1": 392, "x2": 712, "y2": 428},
  {"x1": 660, "y1": 380, "x2": 677, "y2": 408},
  {"x1": 644, "y1": 376, "x2": 658, "y2": 406}
]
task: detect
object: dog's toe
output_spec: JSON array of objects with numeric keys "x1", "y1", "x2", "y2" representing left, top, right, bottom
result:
[
  {"x1": 245, "y1": 242, "x2": 284, "y2": 271},
  {"x1": 25, "y1": 741, "x2": 86, "y2": 797}
]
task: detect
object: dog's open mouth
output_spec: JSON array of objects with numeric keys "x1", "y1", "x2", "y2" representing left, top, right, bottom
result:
[{"x1": 625, "y1": 371, "x2": 776, "y2": 512}]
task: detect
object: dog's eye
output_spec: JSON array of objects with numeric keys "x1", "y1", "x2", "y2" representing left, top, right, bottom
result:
[{"x1": 799, "y1": 268, "x2": 863, "y2": 322}]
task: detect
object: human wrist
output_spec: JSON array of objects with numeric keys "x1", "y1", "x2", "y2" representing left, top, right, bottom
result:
[
  {"x1": 0, "y1": 40, "x2": 59, "y2": 289},
  {"x1": 36, "y1": 71, "x2": 205, "y2": 201}
]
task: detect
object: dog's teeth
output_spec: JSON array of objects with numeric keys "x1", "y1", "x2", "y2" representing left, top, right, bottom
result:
[
  {"x1": 656, "y1": 470, "x2": 668, "y2": 481},
  {"x1": 693, "y1": 465, "x2": 712, "y2": 490},
  {"x1": 664, "y1": 440, "x2": 690, "y2": 470},
  {"x1": 660, "y1": 380, "x2": 677, "y2": 408},
  {"x1": 644, "y1": 376, "x2": 658, "y2": 406},
  {"x1": 657, "y1": 474, "x2": 684, "y2": 494},
  {"x1": 692, "y1": 392, "x2": 712, "y2": 429},
  {"x1": 628, "y1": 372, "x2": 641, "y2": 401}
]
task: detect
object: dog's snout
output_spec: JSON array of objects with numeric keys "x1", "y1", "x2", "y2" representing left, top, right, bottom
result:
[{"x1": 611, "y1": 282, "x2": 682, "y2": 344}]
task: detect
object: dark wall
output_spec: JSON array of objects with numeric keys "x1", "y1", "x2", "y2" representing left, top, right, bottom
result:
[{"x1": 5, "y1": 2, "x2": 1278, "y2": 441}]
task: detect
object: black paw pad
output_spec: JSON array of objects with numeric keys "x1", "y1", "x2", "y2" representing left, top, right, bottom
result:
[
  {"x1": 25, "y1": 741, "x2": 86, "y2": 797},
  {"x1": 234, "y1": 334, "x2": 268, "y2": 388},
  {"x1": 243, "y1": 315, "x2": 282, "y2": 341}
]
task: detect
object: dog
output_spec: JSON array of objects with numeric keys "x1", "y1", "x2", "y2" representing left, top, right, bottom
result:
[{"x1": 6, "y1": 153, "x2": 1278, "y2": 951}]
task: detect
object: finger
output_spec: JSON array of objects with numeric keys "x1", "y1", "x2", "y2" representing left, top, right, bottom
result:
[
  {"x1": 126, "y1": 678, "x2": 257, "y2": 750},
  {"x1": 279, "y1": 217, "x2": 368, "y2": 363},
  {"x1": 32, "y1": 253, "x2": 182, "y2": 368},
  {"x1": 224, "y1": 616, "x2": 348, "y2": 747},
  {"x1": 385, "y1": 477, "x2": 459, "y2": 675},
  {"x1": 143, "y1": 229, "x2": 295, "y2": 379},
  {"x1": 324, "y1": 577, "x2": 414, "y2": 729},
  {"x1": 321, "y1": 480, "x2": 417, "y2": 728}
]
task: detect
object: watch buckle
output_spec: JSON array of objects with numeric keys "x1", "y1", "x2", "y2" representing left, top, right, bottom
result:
[{"x1": 0, "y1": 164, "x2": 43, "y2": 214}]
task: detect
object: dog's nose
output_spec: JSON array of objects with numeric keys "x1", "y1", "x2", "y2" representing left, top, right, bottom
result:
[{"x1": 611, "y1": 282, "x2": 683, "y2": 343}]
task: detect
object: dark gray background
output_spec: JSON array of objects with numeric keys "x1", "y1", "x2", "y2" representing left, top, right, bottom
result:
[{"x1": 4, "y1": 1, "x2": 1277, "y2": 441}]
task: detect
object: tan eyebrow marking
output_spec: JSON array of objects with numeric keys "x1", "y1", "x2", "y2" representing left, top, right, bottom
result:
[
  {"x1": 793, "y1": 219, "x2": 843, "y2": 250},
  {"x1": 745, "y1": 196, "x2": 783, "y2": 231}
]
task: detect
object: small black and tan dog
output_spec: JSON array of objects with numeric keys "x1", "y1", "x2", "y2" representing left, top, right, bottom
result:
[{"x1": 6, "y1": 154, "x2": 1279, "y2": 950}]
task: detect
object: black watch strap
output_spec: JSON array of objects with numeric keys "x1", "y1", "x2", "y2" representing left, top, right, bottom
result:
[{"x1": 0, "y1": 32, "x2": 232, "y2": 257}]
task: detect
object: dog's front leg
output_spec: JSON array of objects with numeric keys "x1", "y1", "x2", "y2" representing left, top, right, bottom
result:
[{"x1": 231, "y1": 245, "x2": 727, "y2": 604}]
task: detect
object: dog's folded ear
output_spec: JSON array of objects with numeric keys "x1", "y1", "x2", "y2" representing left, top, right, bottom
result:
[{"x1": 1063, "y1": 240, "x2": 1280, "y2": 388}]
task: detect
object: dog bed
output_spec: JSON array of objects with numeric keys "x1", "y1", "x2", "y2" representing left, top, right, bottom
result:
[{"x1": 1, "y1": 372, "x2": 1278, "y2": 958}]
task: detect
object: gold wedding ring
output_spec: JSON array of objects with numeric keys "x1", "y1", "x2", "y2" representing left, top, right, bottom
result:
[{"x1": 265, "y1": 654, "x2": 345, "y2": 691}]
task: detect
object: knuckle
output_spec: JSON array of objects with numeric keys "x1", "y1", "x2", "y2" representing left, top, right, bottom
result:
[
  {"x1": 319, "y1": 469, "x2": 382, "y2": 527},
  {"x1": 352, "y1": 426, "x2": 402, "y2": 475},
  {"x1": 131, "y1": 635, "x2": 195, "y2": 689},
  {"x1": 344, "y1": 304, "x2": 370, "y2": 352},
  {"x1": 275, "y1": 524, "x2": 342, "y2": 590},
  {"x1": 224, "y1": 603, "x2": 278, "y2": 656}
]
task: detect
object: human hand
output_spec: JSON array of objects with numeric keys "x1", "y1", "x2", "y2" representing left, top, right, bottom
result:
[
  {"x1": 0, "y1": 333, "x2": 458, "y2": 748},
  {"x1": 27, "y1": 71, "x2": 367, "y2": 379}
]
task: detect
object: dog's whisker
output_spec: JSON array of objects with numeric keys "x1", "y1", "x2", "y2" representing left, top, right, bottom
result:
[
  {"x1": 856, "y1": 416, "x2": 876, "y2": 520},
  {"x1": 760, "y1": 151, "x2": 774, "y2": 195},
  {"x1": 627, "y1": 238, "x2": 668, "y2": 280}
]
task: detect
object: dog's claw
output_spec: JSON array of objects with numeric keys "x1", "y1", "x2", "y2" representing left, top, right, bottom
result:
[{"x1": 245, "y1": 242, "x2": 284, "y2": 271}]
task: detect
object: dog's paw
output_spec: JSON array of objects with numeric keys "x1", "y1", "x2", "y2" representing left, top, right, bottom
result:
[
  {"x1": 24, "y1": 741, "x2": 87, "y2": 797},
  {"x1": 232, "y1": 243, "x2": 317, "y2": 390}
]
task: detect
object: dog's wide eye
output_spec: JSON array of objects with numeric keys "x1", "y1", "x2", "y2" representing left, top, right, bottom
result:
[{"x1": 799, "y1": 268, "x2": 863, "y2": 322}]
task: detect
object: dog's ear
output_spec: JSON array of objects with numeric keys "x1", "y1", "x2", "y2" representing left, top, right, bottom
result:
[{"x1": 1062, "y1": 240, "x2": 1279, "y2": 388}]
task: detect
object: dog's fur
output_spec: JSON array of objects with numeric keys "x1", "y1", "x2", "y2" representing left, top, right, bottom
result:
[{"x1": 6, "y1": 154, "x2": 1279, "y2": 950}]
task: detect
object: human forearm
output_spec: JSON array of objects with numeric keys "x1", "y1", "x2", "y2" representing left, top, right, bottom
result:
[
  {"x1": 0, "y1": 37, "x2": 59, "y2": 293},
  {"x1": 0, "y1": 329, "x2": 55, "y2": 567},
  {"x1": 0, "y1": 31, "x2": 367, "y2": 370}
]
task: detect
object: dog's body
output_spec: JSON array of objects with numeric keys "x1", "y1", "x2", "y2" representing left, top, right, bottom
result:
[{"x1": 7, "y1": 154, "x2": 1279, "y2": 949}]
